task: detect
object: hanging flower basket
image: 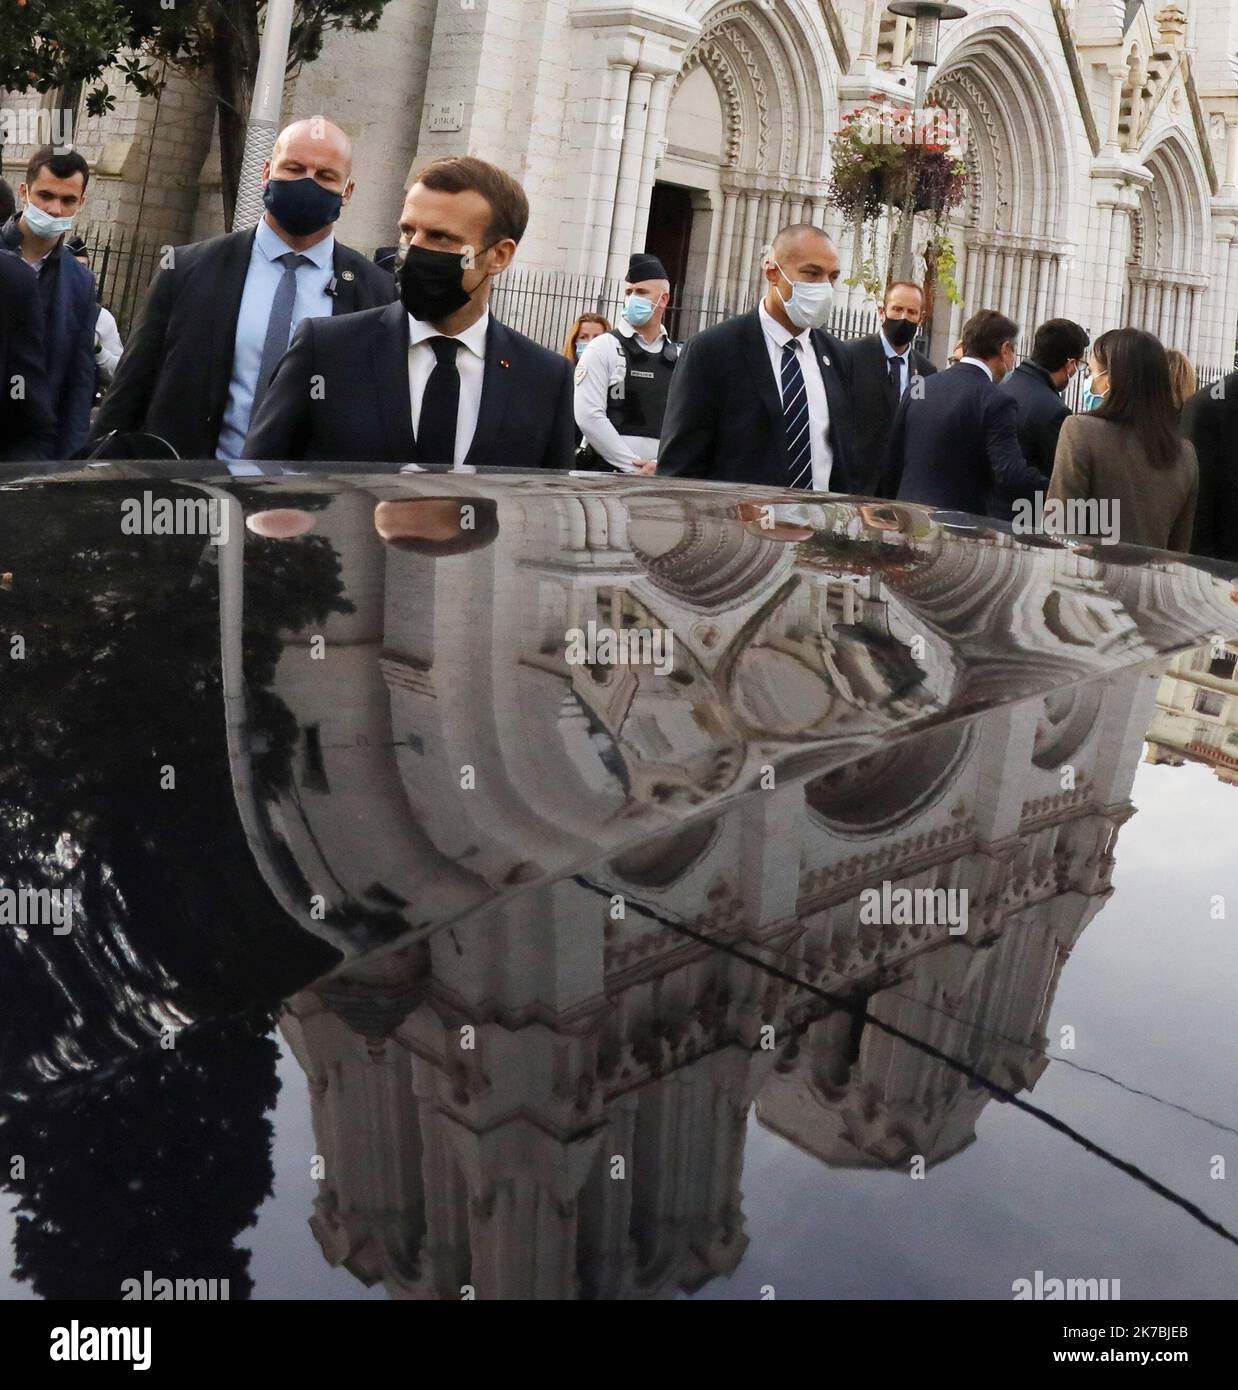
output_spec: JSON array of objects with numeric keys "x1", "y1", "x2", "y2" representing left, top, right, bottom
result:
[{"x1": 826, "y1": 100, "x2": 969, "y2": 302}]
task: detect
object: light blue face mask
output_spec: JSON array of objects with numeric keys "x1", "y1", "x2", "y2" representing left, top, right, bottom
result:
[
  {"x1": 622, "y1": 294, "x2": 655, "y2": 328},
  {"x1": 23, "y1": 202, "x2": 77, "y2": 239}
]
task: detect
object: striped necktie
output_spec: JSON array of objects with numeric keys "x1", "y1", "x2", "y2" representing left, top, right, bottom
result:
[{"x1": 780, "y1": 339, "x2": 812, "y2": 490}]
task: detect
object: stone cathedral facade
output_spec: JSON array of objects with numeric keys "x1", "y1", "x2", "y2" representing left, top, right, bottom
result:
[{"x1": 4, "y1": 0, "x2": 1238, "y2": 366}]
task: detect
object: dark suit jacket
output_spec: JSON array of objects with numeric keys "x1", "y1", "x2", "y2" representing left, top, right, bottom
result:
[
  {"x1": 0, "y1": 252, "x2": 56, "y2": 460},
  {"x1": 91, "y1": 225, "x2": 395, "y2": 459},
  {"x1": 1180, "y1": 373, "x2": 1238, "y2": 562},
  {"x1": 657, "y1": 307, "x2": 858, "y2": 491},
  {"x1": 842, "y1": 331, "x2": 935, "y2": 496},
  {"x1": 243, "y1": 300, "x2": 575, "y2": 470},
  {"x1": 1, "y1": 218, "x2": 96, "y2": 457},
  {"x1": 998, "y1": 358, "x2": 1071, "y2": 516},
  {"x1": 883, "y1": 361, "x2": 1048, "y2": 519}
]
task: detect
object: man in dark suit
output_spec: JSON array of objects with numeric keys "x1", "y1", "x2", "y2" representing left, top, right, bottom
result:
[
  {"x1": 245, "y1": 155, "x2": 573, "y2": 470},
  {"x1": 842, "y1": 279, "x2": 935, "y2": 495},
  {"x1": 883, "y1": 309, "x2": 1048, "y2": 518},
  {"x1": 1, "y1": 146, "x2": 97, "y2": 458},
  {"x1": 1181, "y1": 373, "x2": 1238, "y2": 563},
  {"x1": 997, "y1": 317, "x2": 1088, "y2": 518},
  {"x1": 92, "y1": 118, "x2": 393, "y2": 463},
  {"x1": 656, "y1": 222, "x2": 857, "y2": 491},
  {"x1": 0, "y1": 252, "x2": 56, "y2": 460}
]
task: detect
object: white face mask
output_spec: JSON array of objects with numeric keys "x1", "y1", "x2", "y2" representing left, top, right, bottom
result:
[{"x1": 772, "y1": 260, "x2": 835, "y2": 330}]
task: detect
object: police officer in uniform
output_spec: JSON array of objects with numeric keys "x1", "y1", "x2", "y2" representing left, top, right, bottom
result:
[{"x1": 574, "y1": 253, "x2": 678, "y2": 474}]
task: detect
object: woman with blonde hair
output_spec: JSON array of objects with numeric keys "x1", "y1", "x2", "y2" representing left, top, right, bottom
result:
[
  {"x1": 563, "y1": 312, "x2": 610, "y2": 363},
  {"x1": 1165, "y1": 348, "x2": 1197, "y2": 414}
]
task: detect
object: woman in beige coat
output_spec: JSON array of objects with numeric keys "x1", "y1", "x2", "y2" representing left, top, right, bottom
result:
[{"x1": 1048, "y1": 327, "x2": 1198, "y2": 552}]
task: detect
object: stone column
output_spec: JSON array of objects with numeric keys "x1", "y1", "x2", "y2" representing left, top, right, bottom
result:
[
  {"x1": 764, "y1": 190, "x2": 784, "y2": 255},
  {"x1": 630, "y1": 71, "x2": 675, "y2": 256},
  {"x1": 1126, "y1": 68, "x2": 1146, "y2": 152},
  {"x1": 1171, "y1": 283, "x2": 1188, "y2": 350},
  {"x1": 1105, "y1": 65, "x2": 1127, "y2": 152},
  {"x1": 1186, "y1": 286, "x2": 1202, "y2": 364},
  {"x1": 1226, "y1": 116, "x2": 1238, "y2": 193},
  {"x1": 700, "y1": 188, "x2": 726, "y2": 306},
  {"x1": 1033, "y1": 252, "x2": 1051, "y2": 328},
  {"x1": 582, "y1": 54, "x2": 637, "y2": 277},
  {"x1": 1128, "y1": 272, "x2": 1145, "y2": 329},
  {"x1": 714, "y1": 189, "x2": 740, "y2": 307},
  {"x1": 606, "y1": 68, "x2": 656, "y2": 278},
  {"x1": 980, "y1": 242, "x2": 997, "y2": 308},
  {"x1": 737, "y1": 191, "x2": 762, "y2": 306}
]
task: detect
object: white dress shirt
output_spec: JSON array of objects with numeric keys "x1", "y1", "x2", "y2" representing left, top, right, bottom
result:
[
  {"x1": 573, "y1": 319, "x2": 667, "y2": 471},
  {"x1": 219, "y1": 217, "x2": 336, "y2": 467},
  {"x1": 404, "y1": 308, "x2": 489, "y2": 470},
  {"x1": 959, "y1": 355, "x2": 994, "y2": 381},
  {"x1": 758, "y1": 300, "x2": 833, "y2": 491}
]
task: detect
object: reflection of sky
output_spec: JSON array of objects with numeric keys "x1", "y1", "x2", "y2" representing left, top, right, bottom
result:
[
  {"x1": 2, "y1": 757, "x2": 1235, "y2": 1301},
  {"x1": 694, "y1": 755, "x2": 1238, "y2": 1300}
]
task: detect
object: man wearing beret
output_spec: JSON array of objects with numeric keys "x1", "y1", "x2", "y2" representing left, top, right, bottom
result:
[{"x1": 573, "y1": 253, "x2": 678, "y2": 475}]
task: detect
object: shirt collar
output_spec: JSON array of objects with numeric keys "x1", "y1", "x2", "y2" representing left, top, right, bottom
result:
[
  {"x1": 256, "y1": 216, "x2": 335, "y2": 270},
  {"x1": 407, "y1": 307, "x2": 490, "y2": 360},
  {"x1": 617, "y1": 318, "x2": 667, "y2": 345},
  {"x1": 758, "y1": 299, "x2": 810, "y2": 349},
  {"x1": 959, "y1": 355, "x2": 994, "y2": 382}
]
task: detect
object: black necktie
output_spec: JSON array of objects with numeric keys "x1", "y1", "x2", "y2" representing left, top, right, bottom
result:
[
  {"x1": 888, "y1": 354, "x2": 903, "y2": 408},
  {"x1": 780, "y1": 340, "x2": 812, "y2": 490},
  {"x1": 418, "y1": 336, "x2": 462, "y2": 464}
]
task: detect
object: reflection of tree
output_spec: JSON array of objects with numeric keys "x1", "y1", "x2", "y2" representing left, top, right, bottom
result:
[
  {"x1": 0, "y1": 481, "x2": 355, "y2": 1298},
  {"x1": 2, "y1": 1014, "x2": 279, "y2": 1301},
  {"x1": 0, "y1": 480, "x2": 345, "y2": 1082}
]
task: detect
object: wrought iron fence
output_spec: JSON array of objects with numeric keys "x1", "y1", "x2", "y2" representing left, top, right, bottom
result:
[
  {"x1": 76, "y1": 224, "x2": 164, "y2": 340},
  {"x1": 487, "y1": 265, "x2": 909, "y2": 354}
]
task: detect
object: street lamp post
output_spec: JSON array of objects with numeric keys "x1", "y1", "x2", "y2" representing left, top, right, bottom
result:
[
  {"x1": 233, "y1": 0, "x2": 297, "y2": 229},
  {"x1": 886, "y1": 0, "x2": 966, "y2": 281}
]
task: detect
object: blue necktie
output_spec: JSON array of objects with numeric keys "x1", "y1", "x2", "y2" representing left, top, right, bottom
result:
[
  {"x1": 781, "y1": 340, "x2": 812, "y2": 489},
  {"x1": 252, "y1": 251, "x2": 311, "y2": 417}
]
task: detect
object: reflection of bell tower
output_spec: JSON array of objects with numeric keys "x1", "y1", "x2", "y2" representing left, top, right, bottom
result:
[
  {"x1": 757, "y1": 664, "x2": 1153, "y2": 1169},
  {"x1": 251, "y1": 480, "x2": 1238, "y2": 1298}
]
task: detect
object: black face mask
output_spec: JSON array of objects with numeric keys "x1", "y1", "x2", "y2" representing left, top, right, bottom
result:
[
  {"x1": 882, "y1": 316, "x2": 918, "y2": 351},
  {"x1": 263, "y1": 177, "x2": 344, "y2": 238},
  {"x1": 397, "y1": 242, "x2": 493, "y2": 322}
]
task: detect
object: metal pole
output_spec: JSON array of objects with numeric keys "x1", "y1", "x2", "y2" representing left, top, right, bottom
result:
[
  {"x1": 894, "y1": 56, "x2": 933, "y2": 281},
  {"x1": 233, "y1": 0, "x2": 296, "y2": 229}
]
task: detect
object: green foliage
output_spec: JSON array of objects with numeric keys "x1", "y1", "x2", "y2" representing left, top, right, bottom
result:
[
  {"x1": 927, "y1": 230, "x2": 963, "y2": 306},
  {"x1": 0, "y1": 1, "x2": 391, "y2": 121}
]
